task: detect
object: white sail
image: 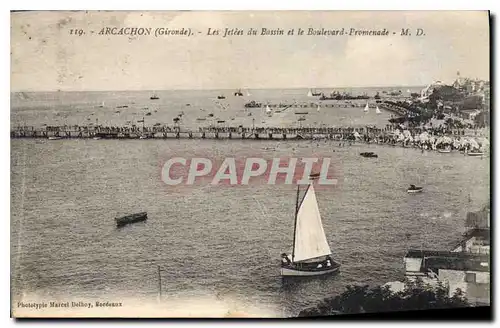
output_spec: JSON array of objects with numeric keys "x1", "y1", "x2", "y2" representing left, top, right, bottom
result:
[
  {"x1": 307, "y1": 89, "x2": 313, "y2": 97},
  {"x1": 266, "y1": 105, "x2": 272, "y2": 114},
  {"x1": 376, "y1": 106, "x2": 381, "y2": 114},
  {"x1": 364, "y1": 103, "x2": 369, "y2": 113},
  {"x1": 246, "y1": 90, "x2": 251, "y2": 96},
  {"x1": 317, "y1": 104, "x2": 321, "y2": 112},
  {"x1": 293, "y1": 184, "x2": 332, "y2": 262}
]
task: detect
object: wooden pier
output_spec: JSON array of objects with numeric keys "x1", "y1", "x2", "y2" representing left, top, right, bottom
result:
[{"x1": 11, "y1": 125, "x2": 387, "y2": 141}]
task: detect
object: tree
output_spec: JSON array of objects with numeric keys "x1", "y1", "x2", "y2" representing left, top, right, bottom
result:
[{"x1": 297, "y1": 278, "x2": 470, "y2": 317}]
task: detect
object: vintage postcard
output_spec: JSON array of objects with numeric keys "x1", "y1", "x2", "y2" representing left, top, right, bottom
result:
[{"x1": 10, "y1": 10, "x2": 490, "y2": 318}]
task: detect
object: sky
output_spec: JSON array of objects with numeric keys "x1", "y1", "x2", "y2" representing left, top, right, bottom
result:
[{"x1": 10, "y1": 11, "x2": 490, "y2": 91}]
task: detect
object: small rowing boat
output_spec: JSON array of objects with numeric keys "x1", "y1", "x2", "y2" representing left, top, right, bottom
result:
[
  {"x1": 115, "y1": 212, "x2": 147, "y2": 227},
  {"x1": 407, "y1": 185, "x2": 423, "y2": 193}
]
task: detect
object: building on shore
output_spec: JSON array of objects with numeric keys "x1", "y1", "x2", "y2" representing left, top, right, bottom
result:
[
  {"x1": 402, "y1": 250, "x2": 490, "y2": 305},
  {"x1": 391, "y1": 205, "x2": 491, "y2": 305}
]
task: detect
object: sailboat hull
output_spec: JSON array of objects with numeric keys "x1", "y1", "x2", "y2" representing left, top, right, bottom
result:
[{"x1": 281, "y1": 264, "x2": 340, "y2": 277}]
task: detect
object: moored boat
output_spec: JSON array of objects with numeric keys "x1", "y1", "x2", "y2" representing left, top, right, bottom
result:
[
  {"x1": 467, "y1": 152, "x2": 484, "y2": 157},
  {"x1": 48, "y1": 136, "x2": 62, "y2": 140},
  {"x1": 407, "y1": 185, "x2": 423, "y2": 193},
  {"x1": 115, "y1": 212, "x2": 148, "y2": 227},
  {"x1": 363, "y1": 103, "x2": 369, "y2": 113},
  {"x1": 280, "y1": 184, "x2": 341, "y2": 277},
  {"x1": 360, "y1": 152, "x2": 378, "y2": 158},
  {"x1": 438, "y1": 149, "x2": 451, "y2": 153}
]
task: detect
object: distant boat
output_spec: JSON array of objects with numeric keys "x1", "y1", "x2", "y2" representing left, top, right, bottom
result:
[
  {"x1": 295, "y1": 111, "x2": 309, "y2": 115},
  {"x1": 364, "y1": 103, "x2": 370, "y2": 113},
  {"x1": 266, "y1": 105, "x2": 272, "y2": 116},
  {"x1": 150, "y1": 94, "x2": 159, "y2": 100},
  {"x1": 467, "y1": 152, "x2": 484, "y2": 157},
  {"x1": 139, "y1": 135, "x2": 148, "y2": 139},
  {"x1": 317, "y1": 104, "x2": 321, "y2": 112},
  {"x1": 246, "y1": 90, "x2": 251, "y2": 96},
  {"x1": 407, "y1": 89, "x2": 411, "y2": 93},
  {"x1": 407, "y1": 185, "x2": 423, "y2": 193},
  {"x1": 115, "y1": 212, "x2": 147, "y2": 227},
  {"x1": 375, "y1": 106, "x2": 381, "y2": 114},
  {"x1": 308, "y1": 89, "x2": 321, "y2": 97},
  {"x1": 48, "y1": 136, "x2": 62, "y2": 140},
  {"x1": 360, "y1": 152, "x2": 378, "y2": 158},
  {"x1": 93, "y1": 136, "x2": 102, "y2": 140},
  {"x1": 280, "y1": 184, "x2": 341, "y2": 276},
  {"x1": 438, "y1": 149, "x2": 451, "y2": 153},
  {"x1": 234, "y1": 89, "x2": 243, "y2": 96},
  {"x1": 98, "y1": 101, "x2": 105, "y2": 108},
  {"x1": 309, "y1": 172, "x2": 320, "y2": 179},
  {"x1": 217, "y1": 95, "x2": 226, "y2": 99}
]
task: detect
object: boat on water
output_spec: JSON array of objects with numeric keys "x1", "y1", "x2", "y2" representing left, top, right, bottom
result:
[
  {"x1": 281, "y1": 184, "x2": 341, "y2": 277},
  {"x1": 234, "y1": 89, "x2": 243, "y2": 96},
  {"x1": 467, "y1": 152, "x2": 484, "y2": 157},
  {"x1": 93, "y1": 136, "x2": 102, "y2": 140},
  {"x1": 375, "y1": 106, "x2": 381, "y2": 114},
  {"x1": 139, "y1": 135, "x2": 148, "y2": 139},
  {"x1": 307, "y1": 89, "x2": 321, "y2": 97},
  {"x1": 295, "y1": 111, "x2": 309, "y2": 115},
  {"x1": 265, "y1": 105, "x2": 272, "y2": 116},
  {"x1": 115, "y1": 212, "x2": 147, "y2": 227},
  {"x1": 150, "y1": 94, "x2": 159, "y2": 100},
  {"x1": 360, "y1": 152, "x2": 378, "y2": 158},
  {"x1": 317, "y1": 104, "x2": 321, "y2": 112},
  {"x1": 438, "y1": 149, "x2": 451, "y2": 153},
  {"x1": 363, "y1": 103, "x2": 370, "y2": 113},
  {"x1": 48, "y1": 136, "x2": 62, "y2": 140},
  {"x1": 217, "y1": 95, "x2": 226, "y2": 99},
  {"x1": 407, "y1": 185, "x2": 423, "y2": 193}
]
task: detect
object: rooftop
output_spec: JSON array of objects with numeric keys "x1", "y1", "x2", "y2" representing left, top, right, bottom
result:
[
  {"x1": 405, "y1": 249, "x2": 490, "y2": 273},
  {"x1": 405, "y1": 249, "x2": 490, "y2": 262}
]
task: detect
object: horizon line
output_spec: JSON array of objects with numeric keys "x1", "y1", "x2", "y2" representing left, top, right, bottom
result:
[{"x1": 10, "y1": 84, "x2": 430, "y2": 93}]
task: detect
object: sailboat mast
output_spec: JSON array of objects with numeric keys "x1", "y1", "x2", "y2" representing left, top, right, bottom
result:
[{"x1": 292, "y1": 184, "x2": 300, "y2": 261}]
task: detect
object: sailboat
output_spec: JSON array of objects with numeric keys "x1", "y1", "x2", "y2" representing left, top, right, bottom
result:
[
  {"x1": 375, "y1": 106, "x2": 381, "y2": 114},
  {"x1": 246, "y1": 90, "x2": 251, "y2": 97},
  {"x1": 307, "y1": 89, "x2": 313, "y2": 97},
  {"x1": 266, "y1": 105, "x2": 272, "y2": 116},
  {"x1": 317, "y1": 104, "x2": 321, "y2": 112},
  {"x1": 364, "y1": 103, "x2": 370, "y2": 113},
  {"x1": 280, "y1": 183, "x2": 341, "y2": 276}
]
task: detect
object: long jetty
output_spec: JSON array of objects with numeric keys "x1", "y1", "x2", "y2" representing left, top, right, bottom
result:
[
  {"x1": 11, "y1": 125, "x2": 373, "y2": 140},
  {"x1": 11, "y1": 124, "x2": 476, "y2": 141}
]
